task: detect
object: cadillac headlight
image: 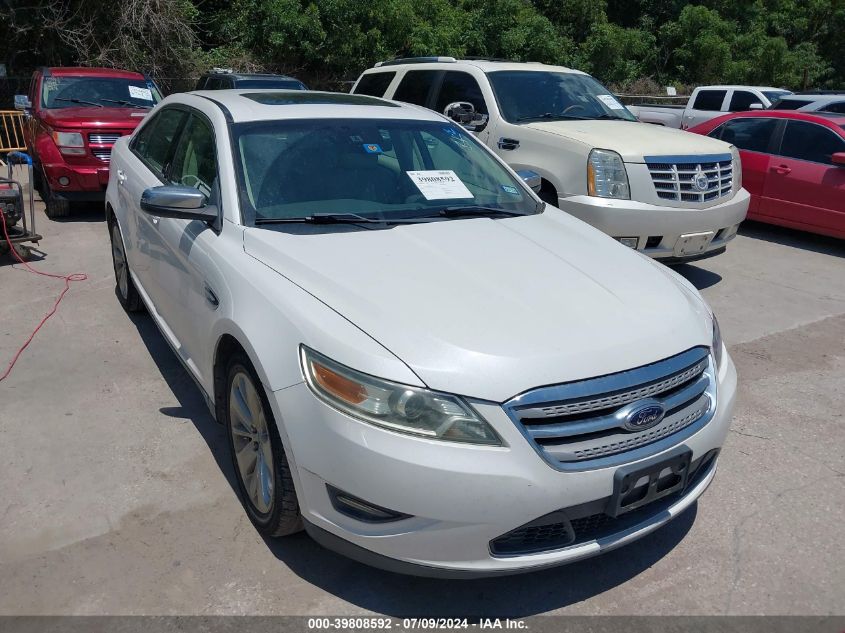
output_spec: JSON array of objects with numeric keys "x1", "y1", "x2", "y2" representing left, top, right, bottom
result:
[
  {"x1": 711, "y1": 313, "x2": 724, "y2": 370},
  {"x1": 587, "y1": 149, "x2": 630, "y2": 199},
  {"x1": 301, "y1": 346, "x2": 502, "y2": 445},
  {"x1": 730, "y1": 145, "x2": 742, "y2": 193}
]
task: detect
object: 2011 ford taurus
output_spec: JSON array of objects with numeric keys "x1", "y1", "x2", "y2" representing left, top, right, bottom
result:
[{"x1": 106, "y1": 90, "x2": 737, "y2": 577}]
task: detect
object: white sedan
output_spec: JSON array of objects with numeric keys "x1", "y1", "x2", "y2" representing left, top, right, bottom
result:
[{"x1": 106, "y1": 89, "x2": 737, "y2": 577}]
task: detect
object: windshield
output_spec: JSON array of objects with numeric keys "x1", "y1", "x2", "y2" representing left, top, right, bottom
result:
[
  {"x1": 236, "y1": 79, "x2": 306, "y2": 90},
  {"x1": 41, "y1": 76, "x2": 162, "y2": 109},
  {"x1": 763, "y1": 90, "x2": 791, "y2": 104},
  {"x1": 488, "y1": 70, "x2": 637, "y2": 123},
  {"x1": 233, "y1": 118, "x2": 539, "y2": 224}
]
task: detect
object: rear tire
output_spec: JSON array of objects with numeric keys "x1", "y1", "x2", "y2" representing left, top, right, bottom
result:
[
  {"x1": 109, "y1": 220, "x2": 143, "y2": 312},
  {"x1": 224, "y1": 352, "x2": 303, "y2": 537}
]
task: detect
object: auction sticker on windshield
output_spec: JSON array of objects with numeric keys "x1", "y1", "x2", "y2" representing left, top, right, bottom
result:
[
  {"x1": 128, "y1": 86, "x2": 153, "y2": 101},
  {"x1": 407, "y1": 170, "x2": 473, "y2": 200},
  {"x1": 596, "y1": 94, "x2": 625, "y2": 110}
]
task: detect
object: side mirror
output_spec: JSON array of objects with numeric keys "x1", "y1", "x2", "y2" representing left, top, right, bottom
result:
[
  {"x1": 516, "y1": 169, "x2": 542, "y2": 193},
  {"x1": 832, "y1": 152, "x2": 845, "y2": 167},
  {"x1": 748, "y1": 103, "x2": 764, "y2": 110},
  {"x1": 140, "y1": 186, "x2": 219, "y2": 223},
  {"x1": 14, "y1": 95, "x2": 31, "y2": 111},
  {"x1": 443, "y1": 101, "x2": 488, "y2": 132}
]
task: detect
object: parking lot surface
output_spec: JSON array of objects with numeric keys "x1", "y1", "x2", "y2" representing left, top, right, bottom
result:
[{"x1": 1, "y1": 186, "x2": 843, "y2": 616}]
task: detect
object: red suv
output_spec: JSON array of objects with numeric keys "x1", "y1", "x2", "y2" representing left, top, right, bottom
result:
[
  {"x1": 689, "y1": 110, "x2": 845, "y2": 239},
  {"x1": 16, "y1": 67, "x2": 162, "y2": 217}
]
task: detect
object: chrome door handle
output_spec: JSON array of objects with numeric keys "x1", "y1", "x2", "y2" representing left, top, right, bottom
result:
[
  {"x1": 116, "y1": 169, "x2": 127, "y2": 185},
  {"x1": 772, "y1": 164, "x2": 792, "y2": 175},
  {"x1": 498, "y1": 137, "x2": 520, "y2": 150}
]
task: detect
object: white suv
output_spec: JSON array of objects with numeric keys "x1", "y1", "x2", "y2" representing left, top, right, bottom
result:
[
  {"x1": 106, "y1": 89, "x2": 736, "y2": 577},
  {"x1": 353, "y1": 57, "x2": 750, "y2": 262}
]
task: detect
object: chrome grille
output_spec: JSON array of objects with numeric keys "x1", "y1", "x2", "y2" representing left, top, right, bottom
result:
[
  {"x1": 646, "y1": 154, "x2": 733, "y2": 203},
  {"x1": 504, "y1": 347, "x2": 715, "y2": 470},
  {"x1": 92, "y1": 148, "x2": 112, "y2": 163},
  {"x1": 88, "y1": 132, "x2": 121, "y2": 144}
]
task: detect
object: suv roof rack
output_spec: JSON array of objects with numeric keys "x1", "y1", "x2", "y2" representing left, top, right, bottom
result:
[
  {"x1": 461, "y1": 56, "x2": 517, "y2": 62},
  {"x1": 375, "y1": 56, "x2": 456, "y2": 68}
]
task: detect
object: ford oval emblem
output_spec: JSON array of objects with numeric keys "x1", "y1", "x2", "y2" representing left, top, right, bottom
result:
[{"x1": 623, "y1": 402, "x2": 666, "y2": 432}]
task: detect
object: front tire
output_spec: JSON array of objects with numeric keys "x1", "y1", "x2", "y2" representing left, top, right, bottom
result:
[
  {"x1": 41, "y1": 168, "x2": 70, "y2": 219},
  {"x1": 109, "y1": 220, "x2": 143, "y2": 312},
  {"x1": 224, "y1": 353, "x2": 302, "y2": 537}
]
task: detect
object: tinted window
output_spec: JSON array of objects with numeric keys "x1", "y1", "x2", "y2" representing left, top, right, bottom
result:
[
  {"x1": 169, "y1": 115, "x2": 217, "y2": 198},
  {"x1": 393, "y1": 70, "x2": 438, "y2": 106},
  {"x1": 712, "y1": 118, "x2": 778, "y2": 153},
  {"x1": 692, "y1": 90, "x2": 727, "y2": 111},
  {"x1": 779, "y1": 120, "x2": 845, "y2": 165},
  {"x1": 353, "y1": 72, "x2": 396, "y2": 97},
  {"x1": 769, "y1": 98, "x2": 809, "y2": 110},
  {"x1": 132, "y1": 108, "x2": 187, "y2": 174},
  {"x1": 206, "y1": 77, "x2": 228, "y2": 90},
  {"x1": 434, "y1": 71, "x2": 488, "y2": 115},
  {"x1": 729, "y1": 91, "x2": 763, "y2": 111},
  {"x1": 820, "y1": 102, "x2": 845, "y2": 114}
]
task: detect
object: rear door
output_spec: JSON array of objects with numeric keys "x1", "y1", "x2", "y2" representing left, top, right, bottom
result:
[
  {"x1": 708, "y1": 116, "x2": 779, "y2": 215},
  {"x1": 683, "y1": 89, "x2": 728, "y2": 129},
  {"x1": 761, "y1": 119, "x2": 845, "y2": 235}
]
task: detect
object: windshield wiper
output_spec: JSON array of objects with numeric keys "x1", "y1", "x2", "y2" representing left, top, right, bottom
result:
[
  {"x1": 516, "y1": 113, "x2": 587, "y2": 122},
  {"x1": 54, "y1": 97, "x2": 103, "y2": 108},
  {"x1": 254, "y1": 212, "x2": 428, "y2": 225},
  {"x1": 100, "y1": 98, "x2": 152, "y2": 109},
  {"x1": 436, "y1": 206, "x2": 528, "y2": 218}
]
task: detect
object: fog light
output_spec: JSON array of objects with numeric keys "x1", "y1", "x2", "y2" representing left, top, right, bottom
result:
[
  {"x1": 58, "y1": 176, "x2": 70, "y2": 186},
  {"x1": 618, "y1": 237, "x2": 638, "y2": 248},
  {"x1": 327, "y1": 485, "x2": 411, "y2": 523}
]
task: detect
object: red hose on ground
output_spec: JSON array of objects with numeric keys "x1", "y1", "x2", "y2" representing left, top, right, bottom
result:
[{"x1": 0, "y1": 210, "x2": 88, "y2": 382}]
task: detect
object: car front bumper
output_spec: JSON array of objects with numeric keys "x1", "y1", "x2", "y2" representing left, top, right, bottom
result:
[
  {"x1": 270, "y1": 352, "x2": 737, "y2": 577},
  {"x1": 42, "y1": 161, "x2": 110, "y2": 196},
  {"x1": 557, "y1": 189, "x2": 750, "y2": 261}
]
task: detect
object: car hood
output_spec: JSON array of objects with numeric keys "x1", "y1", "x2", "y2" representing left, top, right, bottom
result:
[
  {"x1": 244, "y1": 211, "x2": 711, "y2": 402},
  {"x1": 523, "y1": 119, "x2": 733, "y2": 163},
  {"x1": 41, "y1": 106, "x2": 150, "y2": 130}
]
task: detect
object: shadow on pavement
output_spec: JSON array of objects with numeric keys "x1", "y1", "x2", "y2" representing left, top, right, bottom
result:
[
  {"x1": 739, "y1": 220, "x2": 844, "y2": 258},
  {"x1": 672, "y1": 263, "x2": 722, "y2": 290},
  {"x1": 126, "y1": 298, "x2": 697, "y2": 617},
  {"x1": 50, "y1": 202, "x2": 107, "y2": 224}
]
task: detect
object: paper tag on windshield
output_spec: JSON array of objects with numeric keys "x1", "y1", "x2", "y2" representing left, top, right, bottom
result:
[
  {"x1": 128, "y1": 85, "x2": 153, "y2": 101},
  {"x1": 596, "y1": 94, "x2": 625, "y2": 110},
  {"x1": 407, "y1": 170, "x2": 473, "y2": 200}
]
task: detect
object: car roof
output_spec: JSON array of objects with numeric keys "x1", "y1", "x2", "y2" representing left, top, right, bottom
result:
[
  {"x1": 47, "y1": 67, "x2": 145, "y2": 79},
  {"x1": 698, "y1": 109, "x2": 845, "y2": 131},
  {"x1": 203, "y1": 72, "x2": 301, "y2": 81},
  {"x1": 780, "y1": 94, "x2": 845, "y2": 104},
  {"x1": 185, "y1": 89, "x2": 447, "y2": 123},
  {"x1": 696, "y1": 85, "x2": 788, "y2": 92},
  {"x1": 369, "y1": 59, "x2": 586, "y2": 75}
]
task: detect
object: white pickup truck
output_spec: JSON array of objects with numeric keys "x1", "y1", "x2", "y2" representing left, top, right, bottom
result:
[
  {"x1": 352, "y1": 59, "x2": 750, "y2": 262},
  {"x1": 628, "y1": 85, "x2": 792, "y2": 130}
]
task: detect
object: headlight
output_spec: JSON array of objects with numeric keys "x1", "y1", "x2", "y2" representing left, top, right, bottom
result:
[
  {"x1": 301, "y1": 346, "x2": 502, "y2": 445},
  {"x1": 711, "y1": 313, "x2": 724, "y2": 370},
  {"x1": 587, "y1": 149, "x2": 630, "y2": 199},
  {"x1": 730, "y1": 145, "x2": 742, "y2": 193},
  {"x1": 51, "y1": 131, "x2": 86, "y2": 156}
]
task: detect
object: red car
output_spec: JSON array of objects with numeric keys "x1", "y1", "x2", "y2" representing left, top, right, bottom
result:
[
  {"x1": 16, "y1": 67, "x2": 162, "y2": 218},
  {"x1": 689, "y1": 110, "x2": 845, "y2": 239}
]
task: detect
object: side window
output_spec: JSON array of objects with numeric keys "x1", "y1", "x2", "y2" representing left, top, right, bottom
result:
[
  {"x1": 168, "y1": 115, "x2": 217, "y2": 198},
  {"x1": 131, "y1": 108, "x2": 187, "y2": 175},
  {"x1": 195, "y1": 77, "x2": 208, "y2": 90},
  {"x1": 206, "y1": 77, "x2": 225, "y2": 90},
  {"x1": 820, "y1": 102, "x2": 845, "y2": 114},
  {"x1": 692, "y1": 90, "x2": 727, "y2": 111},
  {"x1": 778, "y1": 120, "x2": 845, "y2": 165},
  {"x1": 353, "y1": 72, "x2": 396, "y2": 97},
  {"x1": 769, "y1": 98, "x2": 805, "y2": 110},
  {"x1": 392, "y1": 70, "x2": 438, "y2": 107},
  {"x1": 434, "y1": 71, "x2": 488, "y2": 115},
  {"x1": 713, "y1": 118, "x2": 778, "y2": 153},
  {"x1": 729, "y1": 91, "x2": 762, "y2": 111}
]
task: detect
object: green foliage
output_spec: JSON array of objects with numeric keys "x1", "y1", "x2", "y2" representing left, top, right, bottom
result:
[{"x1": 1, "y1": 0, "x2": 842, "y2": 90}]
